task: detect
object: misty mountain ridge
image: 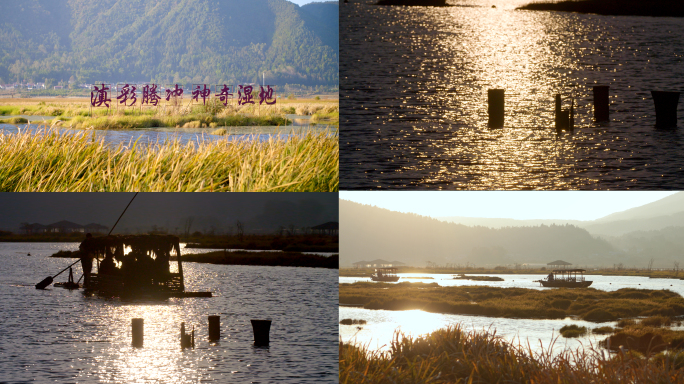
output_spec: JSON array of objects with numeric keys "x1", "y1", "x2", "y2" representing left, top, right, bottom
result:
[
  {"x1": 438, "y1": 192, "x2": 684, "y2": 237},
  {"x1": 342, "y1": 198, "x2": 684, "y2": 269},
  {"x1": 0, "y1": 0, "x2": 338, "y2": 86}
]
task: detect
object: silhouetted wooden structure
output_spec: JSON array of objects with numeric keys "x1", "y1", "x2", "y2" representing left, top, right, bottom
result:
[
  {"x1": 535, "y1": 269, "x2": 592, "y2": 288},
  {"x1": 371, "y1": 267, "x2": 400, "y2": 282},
  {"x1": 311, "y1": 221, "x2": 339, "y2": 235},
  {"x1": 81, "y1": 234, "x2": 209, "y2": 298}
]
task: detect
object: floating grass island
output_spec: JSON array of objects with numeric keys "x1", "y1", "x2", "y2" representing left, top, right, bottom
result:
[
  {"x1": 453, "y1": 274, "x2": 504, "y2": 281},
  {"x1": 517, "y1": 0, "x2": 684, "y2": 17},
  {"x1": 340, "y1": 282, "x2": 684, "y2": 322}
]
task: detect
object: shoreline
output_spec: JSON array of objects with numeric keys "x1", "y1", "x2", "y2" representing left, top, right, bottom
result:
[{"x1": 517, "y1": 0, "x2": 684, "y2": 17}]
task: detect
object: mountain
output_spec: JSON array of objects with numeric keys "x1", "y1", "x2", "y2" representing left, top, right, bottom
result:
[
  {"x1": 340, "y1": 200, "x2": 620, "y2": 268},
  {"x1": 438, "y1": 192, "x2": 684, "y2": 238},
  {"x1": 0, "y1": 0, "x2": 338, "y2": 86}
]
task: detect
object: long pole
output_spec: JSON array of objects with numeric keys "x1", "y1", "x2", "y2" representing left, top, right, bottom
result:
[
  {"x1": 108, "y1": 192, "x2": 138, "y2": 236},
  {"x1": 35, "y1": 193, "x2": 139, "y2": 289}
]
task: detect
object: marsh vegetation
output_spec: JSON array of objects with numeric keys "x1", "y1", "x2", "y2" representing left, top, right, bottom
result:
[
  {"x1": 0, "y1": 126, "x2": 338, "y2": 191},
  {"x1": 339, "y1": 282, "x2": 684, "y2": 322},
  {"x1": 0, "y1": 98, "x2": 338, "y2": 130},
  {"x1": 340, "y1": 325, "x2": 684, "y2": 384}
]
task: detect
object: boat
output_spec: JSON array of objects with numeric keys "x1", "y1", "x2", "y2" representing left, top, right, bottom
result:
[
  {"x1": 534, "y1": 269, "x2": 592, "y2": 288},
  {"x1": 370, "y1": 267, "x2": 400, "y2": 282},
  {"x1": 80, "y1": 234, "x2": 211, "y2": 298}
]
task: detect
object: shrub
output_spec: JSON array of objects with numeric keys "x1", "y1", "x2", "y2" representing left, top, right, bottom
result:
[
  {"x1": 592, "y1": 326, "x2": 615, "y2": 335},
  {"x1": 559, "y1": 325, "x2": 587, "y2": 338}
]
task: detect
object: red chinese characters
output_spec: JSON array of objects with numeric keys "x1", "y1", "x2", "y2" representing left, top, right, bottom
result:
[
  {"x1": 192, "y1": 84, "x2": 211, "y2": 104},
  {"x1": 90, "y1": 84, "x2": 112, "y2": 108},
  {"x1": 215, "y1": 85, "x2": 233, "y2": 106},
  {"x1": 165, "y1": 84, "x2": 184, "y2": 101},
  {"x1": 238, "y1": 85, "x2": 255, "y2": 105},
  {"x1": 117, "y1": 84, "x2": 137, "y2": 106},
  {"x1": 142, "y1": 84, "x2": 161, "y2": 106},
  {"x1": 259, "y1": 85, "x2": 276, "y2": 105}
]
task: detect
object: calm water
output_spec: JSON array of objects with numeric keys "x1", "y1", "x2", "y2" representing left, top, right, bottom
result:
[
  {"x1": 341, "y1": 0, "x2": 684, "y2": 189},
  {"x1": 1, "y1": 243, "x2": 338, "y2": 383},
  {"x1": 340, "y1": 273, "x2": 684, "y2": 353}
]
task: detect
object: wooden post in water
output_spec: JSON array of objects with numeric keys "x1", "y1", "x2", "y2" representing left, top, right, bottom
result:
[
  {"x1": 560, "y1": 110, "x2": 569, "y2": 130},
  {"x1": 251, "y1": 319, "x2": 271, "y2": 346},
  {"x1": 651, "y1": 91, "x2": 680, "y2": 128},
  {"x1": 175, "y1": 240, "x2": 184, "y2": 292},
  {"x1": 555, "y1": 94, "x2": 561, "y2": 130},
  {"x1": 208, "y1": 316, "x2": 220, "y2": 341},
  {"x1": 487, "y1": 89, "x2": 504, "y2": 128},
  {"x1": 593, "y1": 85, "x2": 610, "y2": 122},
  {"x1": 569, "y1": 99, "x2": 574, "y2": 130},
  {"x1": 132, "y1": 318, "x2": 144, "y2": 347}
]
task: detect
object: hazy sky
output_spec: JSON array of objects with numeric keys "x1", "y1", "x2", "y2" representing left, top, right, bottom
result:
[{"x1": 339, "y1": 191, "x2": 678, "y2": 221}]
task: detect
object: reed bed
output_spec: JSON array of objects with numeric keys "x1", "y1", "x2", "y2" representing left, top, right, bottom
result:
[
  {"x1": 340, "y1": 282, "x2": 684, "y2": 321},
  {"x1": 340, "y1": 325, "x2": 684, "y2": 384},
  {"x1": 0, "y1": 99, "x2": 338, "y2": 129},
  {"x1": 0, "y1": 127, "x2": 338, "y2": 191}
]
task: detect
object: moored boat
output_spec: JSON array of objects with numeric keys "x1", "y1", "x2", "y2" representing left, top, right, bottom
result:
[
  {"x1": 370, "y1": 267, "x2": 400, "y2": 282},
  {"x1": 535, "y1": 269, "x2": 592, "y2": 288}
]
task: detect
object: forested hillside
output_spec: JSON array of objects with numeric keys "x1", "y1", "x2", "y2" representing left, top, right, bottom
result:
[
  {"x1": 340, "y1": 200, "x2": 620, "y2": 268},
  {"x1": 0, "y1": 0, "x2": 338, "y2": 86}
]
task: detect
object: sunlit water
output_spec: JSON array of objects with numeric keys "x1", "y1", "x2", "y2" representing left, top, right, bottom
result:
[
  {"x1": 341, "y1": 0, "x2": 684, "y2": 189},
  {"x1": 1, "y1": 243, "x2": 338, "y2": 383},
  {"x1": 340, "y1": 273, "x2": 684, "y2": 353}
]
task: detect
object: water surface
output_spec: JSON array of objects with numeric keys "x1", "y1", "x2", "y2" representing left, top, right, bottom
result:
[
  {"x1": 1, "y1": 243, "x2": 338, "y2": 383},
  {"x1": 340, "y1": 273, "x2": 684, "y2": 353},
  {"x1": 341, "y1": 0, "x2": 684, "y2": 189}
]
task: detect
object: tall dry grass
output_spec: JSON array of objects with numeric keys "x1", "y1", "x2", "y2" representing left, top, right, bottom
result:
[
  {"x1": 0, "y1": 126, "x2": 338, "y2": 191},
  {"x1": 340, "y1": 325, "x2": 684, "y2": 384}
]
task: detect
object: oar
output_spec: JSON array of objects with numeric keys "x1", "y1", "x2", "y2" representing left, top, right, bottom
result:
[
  {"x1": 35, "y1": 192, "x2": 139, "y2": 290},
  {"x1": 35, "y1": 259, "x2": 81, "y2": 289}
]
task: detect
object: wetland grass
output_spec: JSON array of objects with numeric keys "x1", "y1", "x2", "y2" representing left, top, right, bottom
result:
[
  {"x1": 0, "y1": 97, "x2": 338, "y2": 130},
  {"x1": 340, "y1": 325, "x2": 684, "y2": 384},
  {"x1": 0, "y1": 127, "x2": 338, "y2": 191},
  {"x1": 339, "y1": 282, "x2": 684, "y2": 321}
]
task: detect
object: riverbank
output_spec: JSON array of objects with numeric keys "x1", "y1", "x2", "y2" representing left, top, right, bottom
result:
[
  {"x1": 0, "y1": 126, "x2": 338, "y2": 192},
  {"x1": 517, "y1": 0, "x2": 684, "y2": 17},
  {"x1": 340, "y1": 267, "x2": 684, "y2": 279},
  {"x1": 340, "y1": 325, "x2": 684, "y2": 384},
  {"x1": 339, "y1": 282, "x2": 684, "y2": 321}
]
